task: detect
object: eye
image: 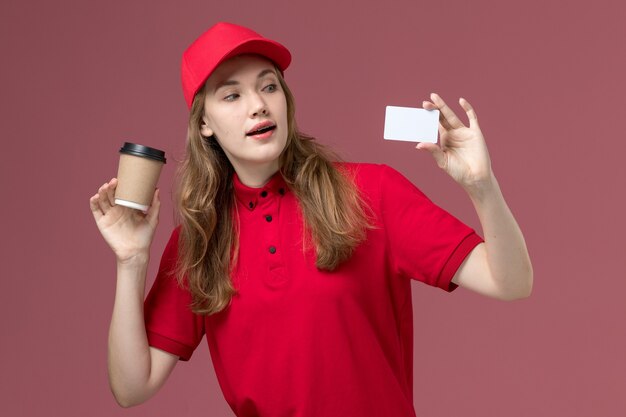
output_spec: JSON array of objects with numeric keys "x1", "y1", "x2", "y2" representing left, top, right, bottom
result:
[
  {"x1": 224, "y1": 93, "x2": 239, "y2": 102},
  {"x1": 263, "y1": 83, "x2": 278, "y2": 93}
]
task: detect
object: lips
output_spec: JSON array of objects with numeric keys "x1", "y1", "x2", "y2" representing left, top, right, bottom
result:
[{"x1": 246, "y1": 121, "x2": 276, "y2": 136}]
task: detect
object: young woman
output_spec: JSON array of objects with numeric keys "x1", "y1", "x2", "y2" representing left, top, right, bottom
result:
[{"x1": 90, "y1": 22, "x2": 532, "y2": 416}]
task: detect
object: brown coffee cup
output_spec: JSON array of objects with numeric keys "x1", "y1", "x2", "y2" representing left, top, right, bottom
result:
[{"x1": 114, "y1": 142, "x2": 166, "y2": 211}]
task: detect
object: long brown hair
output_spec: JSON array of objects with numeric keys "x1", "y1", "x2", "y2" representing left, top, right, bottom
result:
[{"x1": 175, "y1": 63, "x2": 372, "y2": 315}]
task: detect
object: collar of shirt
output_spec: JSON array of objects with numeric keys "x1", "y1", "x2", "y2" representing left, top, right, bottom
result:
[{"x1": 233, "y1": 170, "x2": 289, "y2": 211}]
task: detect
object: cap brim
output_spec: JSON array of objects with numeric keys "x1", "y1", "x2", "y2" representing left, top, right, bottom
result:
[{"x1": 188, "y1": 39, "x2": 291, "y2": 106}]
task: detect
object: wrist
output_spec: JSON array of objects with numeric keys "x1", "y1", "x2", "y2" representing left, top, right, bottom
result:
[
  {"x1": 116, "y1": 252, "x2": 150, "y2": 268},
  {"x1": 116, "y1": 254, "x2": 150, "y2": 293},
  {"x1": 464, "y1": 171, "x2": 500, "y2": 203}
]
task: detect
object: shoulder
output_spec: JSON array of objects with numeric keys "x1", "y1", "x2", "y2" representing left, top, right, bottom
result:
[
  {"x1": 334, "y1": 161, "x2": 386, "y2": 186},
  {"x1": 332, "y1": 162, "x2": 381, "y2": 198},
  {"x1": 334, "y1": 161, "x2": 384, "y2": 176},
  {"x1": 158, "y1": 226, "x2": 183, "y2": 270},
  {"x1": 167, "y1": 225, "x2": 182, "y2": 249},
  {"x1": 335, "y1": 161, "x2": 408, "y2": 180},
  {"x1": 334, "y1": 162, "x2": 423, "y2": 198}
]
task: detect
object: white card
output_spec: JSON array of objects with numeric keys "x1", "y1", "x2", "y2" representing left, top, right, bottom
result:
[{"x1": 383, "y1": 106, "x2": 440, "y2": 143}]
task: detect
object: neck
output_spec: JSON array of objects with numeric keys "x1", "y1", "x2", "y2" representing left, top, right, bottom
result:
[{"x1": 233, "y1": 161, "x2": 280, "y2": 188}]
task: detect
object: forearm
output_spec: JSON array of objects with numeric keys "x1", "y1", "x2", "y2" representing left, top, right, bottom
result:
[
  {"x1": 465, "y1": 173, "x2": 533, "y2": 299},
  {"x1": 108, "y1": 256, "x2": 154, "y2": 407}
]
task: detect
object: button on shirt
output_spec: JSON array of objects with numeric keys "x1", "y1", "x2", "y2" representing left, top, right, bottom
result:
[
  {"x1": 234, "y1": 171, "x2": 291, "y2": 288},
  {"x1": 144, "y1": 163, "x2": 484, "y2": 417}
]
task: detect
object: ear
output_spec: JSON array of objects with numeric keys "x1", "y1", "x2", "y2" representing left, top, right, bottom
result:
[{"x1": 200, "y1": 116, "x2": 214, "y2": 138}]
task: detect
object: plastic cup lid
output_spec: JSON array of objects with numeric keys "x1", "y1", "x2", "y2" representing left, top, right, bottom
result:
[{"x1": 119, "y1": 142, "x2": 166, "y2": 163}]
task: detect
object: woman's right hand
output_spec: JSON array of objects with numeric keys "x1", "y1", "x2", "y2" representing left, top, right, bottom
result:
[{"x1": 89, "y1": 178, "x2": 160, "y2": 264}]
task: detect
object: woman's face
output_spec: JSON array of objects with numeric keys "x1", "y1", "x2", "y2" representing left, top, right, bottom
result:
[{"x1": 201, "y1": 54, "x2": 288, "y2": 183}]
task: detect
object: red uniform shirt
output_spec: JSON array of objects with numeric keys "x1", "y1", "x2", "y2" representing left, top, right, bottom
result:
[{"x1": 144, "y1": 163, "x2": 483, "y2": 417}]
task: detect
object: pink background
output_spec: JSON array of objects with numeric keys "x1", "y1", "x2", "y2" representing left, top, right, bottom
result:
[{"x1": 2, "y1": 0, "x2": 624, "y2": 415}]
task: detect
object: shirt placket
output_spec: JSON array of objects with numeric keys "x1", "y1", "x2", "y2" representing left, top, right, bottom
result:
[{"x1": 258, "y1": 186, "x2": 288, "y2": 288}]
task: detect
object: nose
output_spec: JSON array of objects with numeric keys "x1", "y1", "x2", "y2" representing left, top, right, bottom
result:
[{"x1": 250, "y1": 93, "x2": 269, "y2": 117}]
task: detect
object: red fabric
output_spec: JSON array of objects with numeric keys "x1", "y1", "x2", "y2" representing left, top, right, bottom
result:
[{"x1": 144, "y1": 163, "x2": 483, "y2": 416}]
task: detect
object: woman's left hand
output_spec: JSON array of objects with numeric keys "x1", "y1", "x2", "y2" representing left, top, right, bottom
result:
[{"x1": 418, "y1": 93, "x2": 493, "y2": 191}]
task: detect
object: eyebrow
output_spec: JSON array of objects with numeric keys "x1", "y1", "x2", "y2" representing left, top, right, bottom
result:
[{"x1": 214, "y1": 69, "x2": 277, "y2": 92}]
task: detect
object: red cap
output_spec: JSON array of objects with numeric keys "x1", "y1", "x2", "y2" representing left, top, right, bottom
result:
[{"x1": 181, "y1": 22, "x2": 292, "y2": 108}]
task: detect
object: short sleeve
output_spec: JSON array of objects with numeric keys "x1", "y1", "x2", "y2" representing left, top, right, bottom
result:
[
  {"x1": 144, "y1": 227, "x2": 205, "y2": 361},
  {"x1": 379, "y1": 164, "x2": 484, "y2": 292}
]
